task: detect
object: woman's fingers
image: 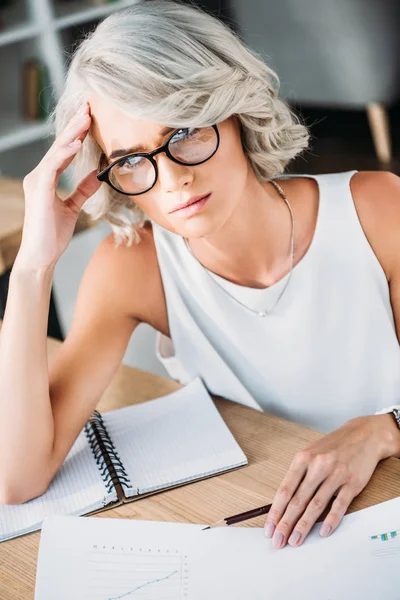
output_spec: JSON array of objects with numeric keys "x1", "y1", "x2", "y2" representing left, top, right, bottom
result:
[
  {"x1": 265, "y1": 417, "x2": 384, "y2": 550},
  {"x1": 46, "y1": 105, "x2": 90, "y2": 158},
  {"x1": 20, "y1": 101, "x2": 101, "y2": 269},
  {"x1": 271, "y1": 477, "x2": 329, "y2": 548},
  {"x1": 35, "y1": 102, "x2": 90, "y2": 175},
  {"x1": 271, "y1": 478, "x2": 354, "y2": 549},
  {"x1": 264, "y1": 450, "x2": 310, "y2": 540},
  {"x1": 318, "y1": 485, "x2": 354, "y2": 538},
  {"x1": 66, "y1": 169, "x2": 103, "y2": 213},
  {"x1": 283, "y1": 475, "x2": 343, "y2": 547},
  {"x1": 266, "y1": 459, "x2": 360, "y2": 549},
  {"x1": 60, "y1": 113, "x2": 91, "y2": 148},
  {"x1": 40, "y1": 115, "x2": 92, "y2": 187},
  {"x1": 265, "y1": 451, "x2": 347, "y2": 549}
]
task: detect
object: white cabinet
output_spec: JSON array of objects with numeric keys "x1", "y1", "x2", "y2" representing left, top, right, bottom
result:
[{"x1": 0, "y1": 0, "x2": 135, "y2": 186}]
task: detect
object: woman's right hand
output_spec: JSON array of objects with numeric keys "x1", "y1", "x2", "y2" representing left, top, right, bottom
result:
[{"x1": 17, "y1": 102, "x2": 103, "y2": 270}]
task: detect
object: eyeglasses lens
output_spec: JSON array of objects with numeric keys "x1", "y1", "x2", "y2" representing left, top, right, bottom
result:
[
  {"x1": 109, "y1": 156, "x2": 155, "y2": 195},
  {"x1": 108, "y1": 126, "x2": 217, "y2": 194}
]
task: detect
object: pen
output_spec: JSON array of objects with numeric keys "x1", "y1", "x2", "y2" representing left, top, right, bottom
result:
[{"x1": 203, "y1": 503, "x2": 272, "y2": 530}]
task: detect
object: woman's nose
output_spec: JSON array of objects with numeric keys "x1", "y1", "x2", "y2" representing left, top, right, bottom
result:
[{"x1": 156, "y1": 154, "x2": 194, "y2": 192}]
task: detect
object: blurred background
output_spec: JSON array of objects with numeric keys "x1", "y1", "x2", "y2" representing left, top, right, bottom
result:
[{"x1": 0, "y1": 0, "x2": 399, "y2": 377}]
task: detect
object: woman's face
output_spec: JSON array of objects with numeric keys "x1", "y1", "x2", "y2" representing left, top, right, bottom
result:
[{"x1": 89, "y1": 92, "x2": 251, "y2": 239}]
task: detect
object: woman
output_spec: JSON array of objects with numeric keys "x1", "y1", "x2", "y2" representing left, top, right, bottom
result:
[{"x1": 0, "y1": 0, "x2": 399, "y2": 551}]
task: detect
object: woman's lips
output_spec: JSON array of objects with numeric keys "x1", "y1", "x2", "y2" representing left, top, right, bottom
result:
[{"x1": 170, "y1": 193, "x2": 212, "y2": 218}]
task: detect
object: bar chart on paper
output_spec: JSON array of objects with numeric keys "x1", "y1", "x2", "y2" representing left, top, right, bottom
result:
[
  {"x1": 86, "y1": 544, "x2": 189, "y2": 599},
  {"x1": 370, "y1": 529, "x2": 400, "y2": 558}
]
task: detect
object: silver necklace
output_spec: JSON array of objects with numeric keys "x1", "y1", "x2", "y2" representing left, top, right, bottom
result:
[{"x1": 183, "y1": 180, "x2": 295, "y2": 317}]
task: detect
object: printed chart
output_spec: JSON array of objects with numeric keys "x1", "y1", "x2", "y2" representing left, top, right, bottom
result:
[
  {"x1": 370, "y1": 529, "x2": 400, "y2": 558},
  {"x1": 85, "y1": 543, "x2": 189, "y2": 599}
]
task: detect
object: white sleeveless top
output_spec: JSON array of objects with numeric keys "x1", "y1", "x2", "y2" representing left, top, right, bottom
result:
[{"x1": 152, "y1": 171, "x2": 400, "y2": 433}]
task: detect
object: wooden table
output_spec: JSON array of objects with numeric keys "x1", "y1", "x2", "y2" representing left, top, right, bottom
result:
[
  {"x1": 0, "y1": 178, "x2": 26, "y2": 276},
  {"x1": 1, "y1": 337, "x2": 400, "y2": 599}
]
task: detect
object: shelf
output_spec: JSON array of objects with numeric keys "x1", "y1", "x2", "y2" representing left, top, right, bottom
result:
[
  {"x1": 0, "y1": 22, "x2": 40, "y2": 48},
  {"x1": 0, "y1": 115, "x2": 54, "y2": 153},
  {"x1": 54, "y1": 0, "x2": 135, "y2": 30},
  {"x1": 0, "y1": 0, "x2": 136, "y2": 181},
  {"x1": 0, "y1": 0, "x2": 33, "y2": 46}
]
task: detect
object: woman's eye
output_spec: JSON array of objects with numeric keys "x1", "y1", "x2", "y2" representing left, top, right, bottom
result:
[
  {"x1": 117, "y1": 156, "x2": 144, "y2": 171},
  {"x1": 171, "y1": 127, "x2": 199, "y2": 142}
]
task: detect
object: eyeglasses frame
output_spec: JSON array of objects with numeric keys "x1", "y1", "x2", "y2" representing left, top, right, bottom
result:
[{"x1": 96, "y1": 124, "x2": 220, "y2": 196}]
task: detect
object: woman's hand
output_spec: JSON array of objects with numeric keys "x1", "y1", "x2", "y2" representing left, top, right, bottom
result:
[
  {"x1": 16, "y1": 102, "x2": 102, "y2": 271},
  {"x1": 264, "y1": 414, "x2": 400, "y2": 549}
]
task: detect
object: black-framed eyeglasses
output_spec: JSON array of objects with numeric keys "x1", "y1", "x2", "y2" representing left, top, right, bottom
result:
[{"x1": 97, "y1": 124, "x2": 220, "y2": 196}]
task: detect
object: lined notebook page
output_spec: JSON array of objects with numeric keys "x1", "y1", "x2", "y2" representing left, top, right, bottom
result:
[
  {"x1": 0, "y1": 428, "x2": 117, "y2": 543},
  {"x1": 102, "y1": 378, "x2": 248, "y2": 498}
]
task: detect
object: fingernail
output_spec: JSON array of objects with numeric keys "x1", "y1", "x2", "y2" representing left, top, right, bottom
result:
[
  {"x1": 319, "y1": 523, "x2": 332, "y2": 537},
  {"x1": 78, "y1": 102, "x2": 87, "y2": 115},
  {"x1": 68, "y1": 139, "x2": 81, "y2": 147},
  {"x1": 79, "y1": 114, "x2": 90, "y2": 123},
  {"x1": 264, "y1": 522, "x2": 275, "y2": 538},
  {"x1": 288, "y1": 530, "x2": 302, "y2": 546},
  {"x1": 272, "y1": 531, "x2": 284, "y2": 549}
]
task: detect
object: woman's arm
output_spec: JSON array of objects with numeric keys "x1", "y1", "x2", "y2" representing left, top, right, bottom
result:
[
  {"x1": 264, "y1": 171, "x2": 400, "y2": 549},
  {"x1": 0, "y1": 233, "x2": 142, "y2": 505},
  {"x1": 0, "y1": 101, "x2": 157, "y2": 505},
  {"x1": 0, "y1": 260, "x2": 56, "y2": 503}
]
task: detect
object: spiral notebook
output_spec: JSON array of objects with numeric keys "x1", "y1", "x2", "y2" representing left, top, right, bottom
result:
[{"x1": 0, "y1": 379, "x2": 247, "y2": 543}]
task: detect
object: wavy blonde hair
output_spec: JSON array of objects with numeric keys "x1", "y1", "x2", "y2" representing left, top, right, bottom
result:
[{"x1": 52, "y1": 0, "x2": 309, "y2": 245}]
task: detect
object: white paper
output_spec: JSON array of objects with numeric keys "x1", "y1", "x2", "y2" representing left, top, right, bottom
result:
[
  {"x1": 0, "y1": 429, "x2": 116, "y2": 543},
  {"x1": 102, "y1": 378, "x2": 247, "y2": 497},
  {"x1": 35, "y1": 516, "x2": 202, "y2": 600},
  {"x1": 0, "y1": 378, "x2": 246, "y2": 543},
  {"x1": 35, "y1": 496, "x2": 400, "y2": 599}
]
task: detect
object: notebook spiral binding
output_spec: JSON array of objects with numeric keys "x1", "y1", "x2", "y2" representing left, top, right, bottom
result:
[{"x1": 84, "y1": 411, "x2": 133, "y2": 497}]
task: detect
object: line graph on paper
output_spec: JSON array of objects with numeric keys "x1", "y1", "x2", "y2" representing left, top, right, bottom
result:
[
  {"x1": 370, "y1": 529, "x2": 400, "y2": 558},
  {"x1": 85, "y1": 544, "x2": 189, "y2": 599}
]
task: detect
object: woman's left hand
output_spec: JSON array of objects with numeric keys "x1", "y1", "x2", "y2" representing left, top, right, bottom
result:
[{"x1": 264, "y1": 414, "x2": 399, "y2": 549}]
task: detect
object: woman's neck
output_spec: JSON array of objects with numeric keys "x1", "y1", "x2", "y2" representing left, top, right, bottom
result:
[{"x1": 187, "y1": 173, "x2": 294, "y2": 289}]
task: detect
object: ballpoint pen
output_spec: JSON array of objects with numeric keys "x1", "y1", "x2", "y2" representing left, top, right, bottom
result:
[{"x1": 203, "y1": 503, "x2": 272, "y2": 530}]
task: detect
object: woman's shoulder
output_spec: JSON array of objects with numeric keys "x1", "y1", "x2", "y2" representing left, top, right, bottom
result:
[
  {"x1": 350, "y1": 170, "x2": 400, "y2": 282},
  {"x1": 350, "y1": 169, "x2": 400, "y2": 198},
  {"x1": 94, "y1": 220, "x2": 156, "y2": 270},
  {"x1": 87, "y1": 221, "x2": 169, "y2": 332}
]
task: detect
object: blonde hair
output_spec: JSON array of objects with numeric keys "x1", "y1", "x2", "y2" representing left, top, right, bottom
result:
[{"x1": 52, "y1": 0, "x2": 309, "y2": 245}]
